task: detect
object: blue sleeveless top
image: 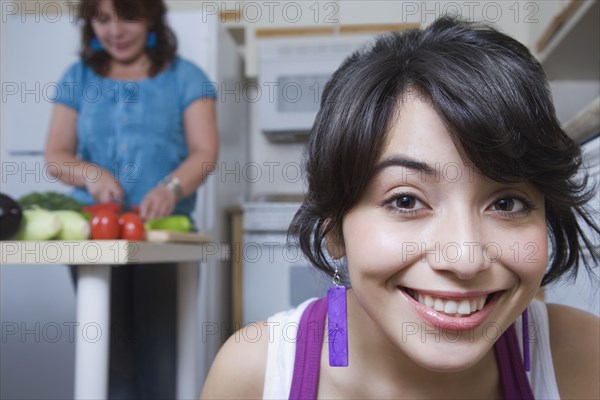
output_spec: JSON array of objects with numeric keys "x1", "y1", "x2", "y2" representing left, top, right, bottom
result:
[{"x1": 53, "y1": 57, "x2": 216, "y2": 215}]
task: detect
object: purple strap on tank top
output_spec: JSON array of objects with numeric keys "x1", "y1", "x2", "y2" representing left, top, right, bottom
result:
[
  {"x1": 289, "y1": 297, "x2": 534, "y2": 400},
  {"x1": 522, "y1": 308, "x2": 531, "y2": 372},
  {"x1": 289, "y1": 298, "x2": 327, "y2": 400},
  {"x1": 494, "y1": 324, "x2": 535, "y2": 399}
]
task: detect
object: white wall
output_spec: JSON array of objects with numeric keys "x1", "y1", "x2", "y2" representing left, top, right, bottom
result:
[{"x1": 1, "y1": 8, "x2": 80, "y2": 399}]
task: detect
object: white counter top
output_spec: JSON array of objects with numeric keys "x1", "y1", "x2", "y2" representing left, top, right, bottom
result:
[{"x1": 0, "y1": 240, "x2": 225, "y2": 265}]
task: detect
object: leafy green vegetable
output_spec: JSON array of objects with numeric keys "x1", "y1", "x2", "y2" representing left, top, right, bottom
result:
[
  {"x1": 15, "y1": 208, "x2": 62, "y2": 240},
  {"x1": 53, "y1": 210, "x2": 90, "y2": 240},
  {"x1": 18, "y1": 192, "x2": 84, "y2": 212}
]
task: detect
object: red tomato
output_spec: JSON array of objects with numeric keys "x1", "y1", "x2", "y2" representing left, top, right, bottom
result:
[
  {"x1": 83, "y1": 202, "x2": 122, "y2": 215},
  {"x1": 118, "y1": 212, "x2": 145, "y2": 241},
  {"x1": 90, "y1": 210, "x2": 120, "y2": 240}
]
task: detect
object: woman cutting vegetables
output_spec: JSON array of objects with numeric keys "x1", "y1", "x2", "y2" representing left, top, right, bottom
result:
[{"x1": 44, "y1": 0, "x2": 217, "y2": 398}]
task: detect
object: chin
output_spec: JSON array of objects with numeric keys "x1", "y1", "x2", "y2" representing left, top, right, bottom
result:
[
  {"x1": 109, "y1": 48, "x2": 145, "y2": 64},
  {"x1": 415, "y1": 354, "x2": 483, "y2": 373},
  {"x1": 113, "y1": 53, "x2": 137, "y2": 63},
  {"x1": 399, "y1": 336, "x2": 492, "y2": 373}
]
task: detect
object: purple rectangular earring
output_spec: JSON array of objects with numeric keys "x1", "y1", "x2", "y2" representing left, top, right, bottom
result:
[{"x1": 328, "y1": 269, "x2": 348, "y2": 367}]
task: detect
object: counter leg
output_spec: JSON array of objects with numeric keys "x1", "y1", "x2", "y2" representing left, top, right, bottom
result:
[
  {"x1": 74, "y1": 265, "x2": 111, "y2": 400},
  {"x1": 177, "y1": 261, "x2": 199, "y2": 399}
]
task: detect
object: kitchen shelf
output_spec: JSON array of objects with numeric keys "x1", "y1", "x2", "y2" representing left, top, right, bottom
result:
[
  {"x1": 536, "y1": 0, "x2": 599, "y2": 80},
  {"x1": 219, "y1": 10, "x2": 245, "y2": 45},
  {"x1": 563, "y1": 96, "x2": 600, "y2": 143},
  {"x1": 219, "y1": 6, "x2": 418, "y2": 78}
]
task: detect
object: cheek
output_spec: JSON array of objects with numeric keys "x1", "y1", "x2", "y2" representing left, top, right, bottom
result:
[
  {"x1": 129, "y1": 24, "x2": 148, "y2": 39},
  {"x1": 91, "y1": 24, "x2": 104, "y2": 38},
  {"x1": 343, "y1": 216, "x2": 411, "y2": 281},
  {"x1": 134, "y1": 28, "x2": 147, "y2": 40},
  {"x1": 495, "y1": 223, "x2": 548, "y2": 284}
]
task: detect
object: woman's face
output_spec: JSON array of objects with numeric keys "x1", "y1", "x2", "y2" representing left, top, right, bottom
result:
[
  {"x1": 90, "y1": 0, "x2": 149, "y2": 64},
  {"x1": 340, "y1": 94, "x2": 548, "y2": 371}
]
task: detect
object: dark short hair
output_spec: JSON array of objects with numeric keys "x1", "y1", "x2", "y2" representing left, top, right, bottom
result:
[
  {"x1": 78, "y1": 0, "x2": 177, "y2": 76},
  {"x1": 289, "y1": 17, "x2": 599, "y2": 287}
]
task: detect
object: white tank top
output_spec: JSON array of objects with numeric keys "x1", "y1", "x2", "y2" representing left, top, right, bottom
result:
[{"x1": 263, "y1": 299, "x2": 561, "y2": 399}]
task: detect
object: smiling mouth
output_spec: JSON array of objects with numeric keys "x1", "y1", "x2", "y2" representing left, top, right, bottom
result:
[{"x1": 403, "y1": 288, "x2": 496, "y2": 318}]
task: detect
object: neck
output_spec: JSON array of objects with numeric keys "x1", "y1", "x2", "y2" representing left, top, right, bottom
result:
[{"x1": 109, "y1": 53, "x2": 152, "y2": 80}]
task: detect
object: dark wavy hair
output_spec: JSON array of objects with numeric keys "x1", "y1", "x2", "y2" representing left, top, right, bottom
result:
[
  {"x1": 78, "y1": 0, "x2": 177, "y2": 76},
  {"x1": 289, "y1": 17, "x2": 599, "y2": 287}
]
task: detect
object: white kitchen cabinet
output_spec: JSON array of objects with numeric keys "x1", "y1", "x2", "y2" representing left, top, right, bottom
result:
[
  {"x1": 1, "y1": 10, "x2": 81, "y2": 400},
  {"x1": 219, "y1": 0, "x2": 534, "y2": 78}
]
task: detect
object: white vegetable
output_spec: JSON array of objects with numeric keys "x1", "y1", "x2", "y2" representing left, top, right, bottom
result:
[
  {"x1": 16, "y1": 208, "x2": 61, "y2": 240},
  {"x1": 53, "y1": 210, "x2": 90, "y2": 240}
]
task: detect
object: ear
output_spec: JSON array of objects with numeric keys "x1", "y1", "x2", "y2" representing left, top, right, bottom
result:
[{"x1": 324, "y1": 219, "x2": 345, "y2": 259}]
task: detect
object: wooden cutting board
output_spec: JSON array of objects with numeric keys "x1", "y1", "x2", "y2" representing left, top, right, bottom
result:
[{"x1": 145, "y1": 230, "x2": 212, "y2": 243}]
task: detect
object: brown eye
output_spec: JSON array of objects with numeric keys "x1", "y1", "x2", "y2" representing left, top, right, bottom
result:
[
  {"x1": 491, "y1": 197, "x2": 532, "y2": 215},
  {"x1": 382, "y1": 192, "x2": 428, "y2": 215},
  {"x1": 395, "y1": 195, "x2": 416, "y2": 209},
  {"x1": 121, "y1": 14, "x2": 138, "y2": 22},
  {"x1": 494, "y1": 198, "x2": 514, "y2": 211},
  {"x1": 93, "y1": 16, "x2": 109, "y2": 24}
]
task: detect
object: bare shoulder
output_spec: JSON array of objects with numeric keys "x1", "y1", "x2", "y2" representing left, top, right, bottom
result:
[
  {"x1": 200, "y1": 321, "x2": 270, "y2": 399},
  {"x1": 547, "y1": 303, "x2": 600, "y2": 399}
]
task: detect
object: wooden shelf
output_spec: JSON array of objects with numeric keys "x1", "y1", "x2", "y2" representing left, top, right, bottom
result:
[
  {"x1": 227, "y1": 206, "x2": 244, "y2": 329},
  {"x1": 563, "y1": 96, "x2": 600, "y2": 143},
  {"x1": 220, "y1": 18, "x2": 418, "y2": 78},
  {"x1": 537, "y1": 0, "x2": 599, "y2": 80}
]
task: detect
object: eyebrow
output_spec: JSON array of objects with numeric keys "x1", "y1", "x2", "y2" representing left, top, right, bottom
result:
[{"x1": 372, "y1": 155, "x2": 437, "y2": 177}]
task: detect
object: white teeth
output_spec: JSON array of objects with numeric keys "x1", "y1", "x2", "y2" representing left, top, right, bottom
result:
[
  {"x1": 477, "y1": 297, "x2": 485, "y2": 311},
  {"x1": 444, "y1": 300, "x2": 458, "y2": 314},
  {"x1": 470, "y1": 299, "x2": 477, "y2": 313},
  {"x1": 414, "y1": 291, "x2": 489, "y2": 316},
  {"x1": 458, "y1": 300, "x2": 471, "y2": 315},
  {"x1": 434, "y1": 298, "x2": 445, "y2": 311},
  {"x1": 424, "y1": 295, "x2": 434, "y2": 308}
]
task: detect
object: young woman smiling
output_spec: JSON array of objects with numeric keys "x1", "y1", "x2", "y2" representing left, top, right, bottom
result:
[{"x1": 201, "y1": 17, "x2": 599, "y2": 399}]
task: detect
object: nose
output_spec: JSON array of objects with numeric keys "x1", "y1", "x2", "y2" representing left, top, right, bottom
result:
[
  {"x1": 107, "y1": 19, "x2": 126, "y2": 36},
  {"x1": 425, "y1": 211, "x2": 491, "y2": 280}
]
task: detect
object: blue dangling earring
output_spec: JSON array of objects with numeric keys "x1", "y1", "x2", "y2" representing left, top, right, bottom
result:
[
  {"x1": 90, "y1": 37, "x2": 103, "y2": 51},
  {"x1": 327, "y1": 265, "x2": 348, "y2": 367},
  {"x1": 146, "y1": 31, "x2": 157, "y2": 49},
  {"x1": 522, "y1": 307, "x2": 530, "y2": 372}
]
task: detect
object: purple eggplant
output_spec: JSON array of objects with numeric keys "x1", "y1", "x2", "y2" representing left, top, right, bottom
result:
[{"x1": 0, "y1": 193, "x2": 23, "y2": 240}]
